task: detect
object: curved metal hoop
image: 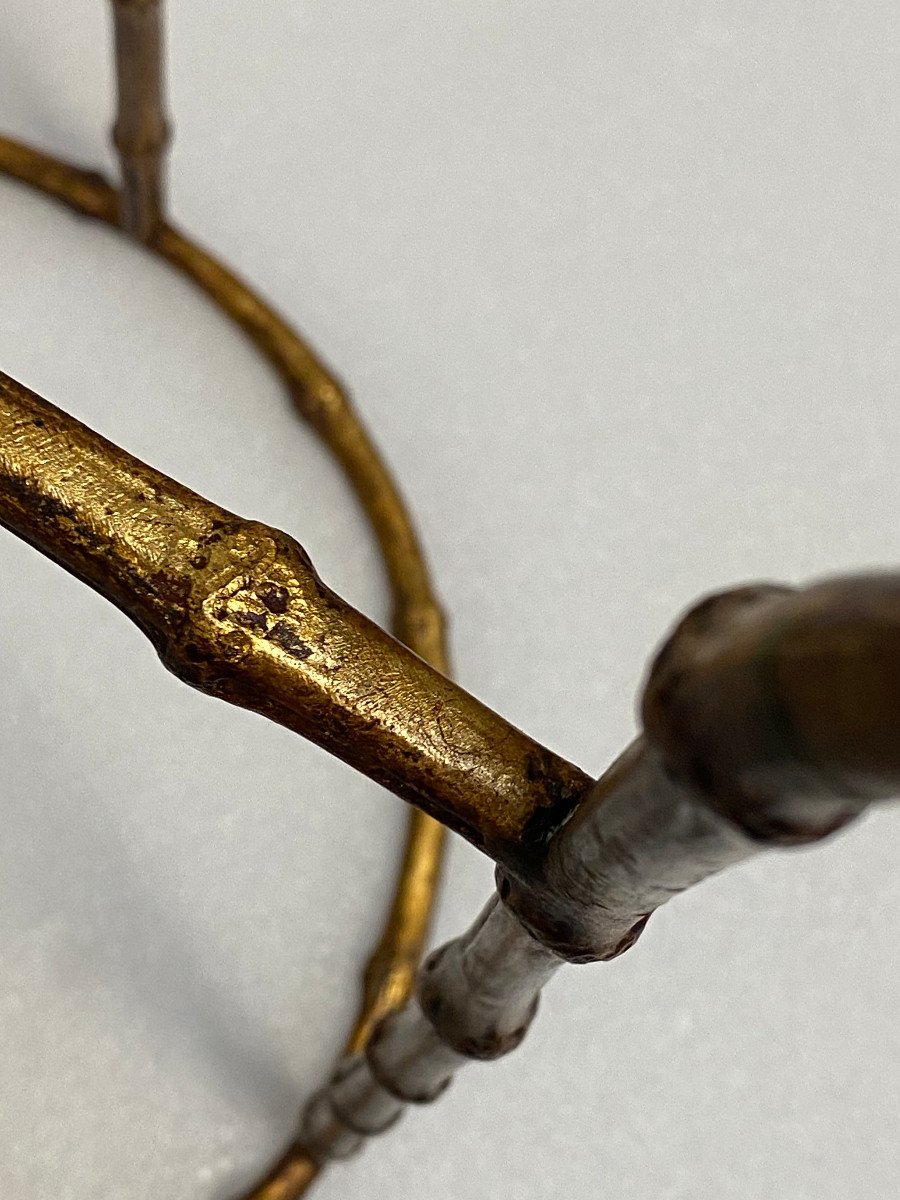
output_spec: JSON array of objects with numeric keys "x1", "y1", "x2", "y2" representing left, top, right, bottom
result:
[{"x1": 0, "y1": 131, "x2": 449, "y2": 1199}]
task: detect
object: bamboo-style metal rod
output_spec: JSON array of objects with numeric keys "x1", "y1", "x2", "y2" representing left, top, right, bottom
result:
[
  {"x1": 110, "y1": 0, "x2": 170, "y2": 240},
  {"x1": 506, "y1": 578, "x2": 900, "y2": 961},
  {"x1": 0, "y1": 369, "x2": 591, "y2": 864},
  {"x1": 299, "y1": 575, "x2": 900, "y2": 1167},
  {"x1": 2, "y1": 121, "x2": 898, "y2": 1200},
  {"x1": 0, "y1": 130, "x2": 454, "y2": 1199}
]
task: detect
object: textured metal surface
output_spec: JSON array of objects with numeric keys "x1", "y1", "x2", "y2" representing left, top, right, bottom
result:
[
  {"x1": 2, "y1": 7, "x2": 897, "y2": 1196},
  {"x1": 0, "y1": 123, "x2": 456, "y2": 1197},
  {"x1": 0, "y1": 129, "x2": 584, "y2": 1200},
  {"x1": 0, "y1": 364, "x2": 590, "y2": 865}
]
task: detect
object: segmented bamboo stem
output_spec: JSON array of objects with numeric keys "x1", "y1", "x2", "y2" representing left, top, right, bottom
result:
[
  {"x1": 300, "y1": 896, "x2": 561, "y2": 1163},
  {"x1": 0, "y1": 134, "x2": 466, "y2": 1198},
  {"x1": 110, "y1": 0, "x2": 170, "y2": 240},
  {"x1": 4, "y1": 34, "x2": 899, "y2": 1193},
  {"x1": 295, "y1": 577, "x2": 900, "y2": 1165}
]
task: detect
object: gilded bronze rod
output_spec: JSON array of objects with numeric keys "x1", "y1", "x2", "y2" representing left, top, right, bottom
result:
[
  {"x1": 0, "y1": 129, "x2": 464, "y2": 1197},
  {"x1": 0, "y1": 366, "x2": 590, "y2": 864},
  {"x1": 4, "y1": 134, "x2": 899, "y2": 1195},
  {"x1": 0, "y1": 108, "x2": 448, "y2": 1022},
  {"x1": 104, "y1": 0, "x2": 447, "y2": 1168},
  {"x1": 2, "y1": 6, "x2": 896, "y2": 1191},
  {"x1": 110, "y1": 0, "x2": 170, "y2": 240}
]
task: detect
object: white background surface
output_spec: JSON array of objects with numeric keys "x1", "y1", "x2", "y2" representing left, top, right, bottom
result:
[{"x1": 0, "y1": 3, "x2": 898, "y2": 1198}]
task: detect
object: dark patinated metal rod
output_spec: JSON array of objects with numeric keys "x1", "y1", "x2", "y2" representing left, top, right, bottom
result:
[
  {"x1": 0, "y1": 369, "x2": 591, "y2": 866},
  {"x1": 505, "y1": 577, "x2": 900, "y2": 961},
  {"x1": 110, "y1": 0, "x2": 170, "y2": 240},
  {"x1": 300, "y1": 575, "x2": 900, "y2": 1167}
]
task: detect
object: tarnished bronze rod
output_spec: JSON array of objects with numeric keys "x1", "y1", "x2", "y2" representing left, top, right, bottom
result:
[
  {"x1": 110, "y1": 0, "x2": 170, "y2": 240},
  {"x1": 0, "y1": 368, "x2": 590, "y2": 864}
]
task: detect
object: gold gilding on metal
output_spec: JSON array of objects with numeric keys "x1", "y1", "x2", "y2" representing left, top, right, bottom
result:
[
  {"x1": 1, "y1": 126, "x2": 592, "y2": 1195},
  {"x1": 0, "y1": 366, "x2": 588, "y2": 864}
]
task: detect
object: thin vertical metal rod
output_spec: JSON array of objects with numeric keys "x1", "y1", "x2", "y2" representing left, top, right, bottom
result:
[{"x1": 110, "y1": 0, "x2": 170, "y2": 240}]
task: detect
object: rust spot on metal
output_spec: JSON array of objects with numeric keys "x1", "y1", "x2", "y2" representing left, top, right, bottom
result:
[
  {"x1": 233, "y1": 608, "x2": 269, "y2": 633},
  {"x1": 147, "y1": 570, "x2": 191, "y2": 609},
  {"x1": 266, "y1": 619, "x2": 312, "y2": 660},
  {"x1": 258, "y1": 582, "x2": 290, "y2": 614}
]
